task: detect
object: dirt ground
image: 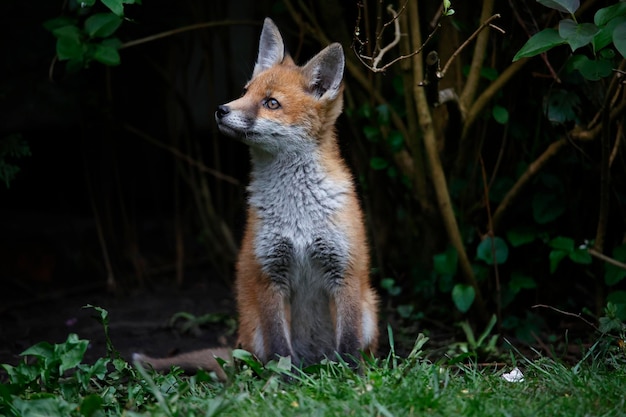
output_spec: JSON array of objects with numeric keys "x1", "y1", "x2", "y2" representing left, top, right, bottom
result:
[{"x1": 0, "y1": 274, "x2": 237, "y2": 369}]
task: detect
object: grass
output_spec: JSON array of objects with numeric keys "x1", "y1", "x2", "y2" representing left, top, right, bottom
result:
[{"x1": 1, "y1": 309, "x2": 626, "y2": 417}]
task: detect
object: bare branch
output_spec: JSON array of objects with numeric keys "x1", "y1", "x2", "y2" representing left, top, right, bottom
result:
[{"x1": 440, "y1": 14, "x2": 502, "y2": 79}]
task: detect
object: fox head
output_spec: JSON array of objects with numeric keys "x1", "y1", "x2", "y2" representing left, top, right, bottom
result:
[{"x1": 215, "y1": 18, "x2": 345, "y2": 155}]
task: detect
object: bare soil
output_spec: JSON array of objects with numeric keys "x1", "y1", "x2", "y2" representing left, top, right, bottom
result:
[{"x1": 0, "y1": 276, "x2": 236, "y2": 368}]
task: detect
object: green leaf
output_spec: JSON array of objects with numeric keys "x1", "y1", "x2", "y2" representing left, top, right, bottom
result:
[
  {"x1": 56, "y1": 38, "x2": 85, "y2": 62},
  {"x1": 57, "y1": 334, "x2": 89, "y2": 374},
  {"x1": 569, "y1": 248, "x2": 592, "y2": 264},
  {"x1": 43, "y1": 16, "x2": 77, "y2": 32},
  {"x1": 594, "y1": 3, "x2": 626, "y2": 27},
  {"x1": 85, "y1": 13, "x2": 123, "y2": 38},
  {"x1": 593, "y1": 16, "x2": 626, "y2": 52},
  {"x1": 543, "y1": 88, "x2": 580, "y2": 124},
  {"x1": 476, "y1": 236, "x2": 509, "y2": 265},
  {"x1": 558, "y1": 19, "x2": 599, "y2": 52},
  {"x1": 549, "y1": 250, "x2": 568, "y2": 274},
  {"x1": 549, "y1": 236, "x2": 575, "y2": 252},
  {"x1": 396, "y1": 304, "x2": 414, "y2": 319},
  {"x1": 614, "y1": 21, "x2": 626, "y2": 58},
  {"x1": 12, "y1": 397, "x2": 74, "y2": 417},
  {"x1": 537, "y1": 0, "x2": 580, "y2": 14},
  {"x1": 433, "y1": 246, "x2": 458, "y2": 275},
  {"x1": 492, "y1": 105, "x2": 509, "y2": 124},
  {"x1": 101, "y1": 0, "x2": 125, "y2": 16},
  {"x1": 509, "y1": 272, "x2": 537, "y2": 293},
  {"x1": 79, "y1": 395, "x2": 103, "y2": 417},
  {"x1": 532, "y1": 192, "x2": 565, "y2": 224},
  {"x1": 605, "y1": 244, "x2": 626, "y2": 286},
  {"x1": 506, "y1": 227, "x2": 537, "y2": 247},
  {"x1": 21, "y1": 341, "x2": 55, "y2": 359},
  {"x1": 574, "y1": 56, "x2": 613, "y2": 81},
  {"x1": 232, "y1": 349, "x2": 264, "y2": 376},
  {"x1": 513, "y1": 28, "x2": 567, "y2": 61},
  {"x1": 452, "y1": 284, "x2": 475, "y2": 313},
  {"x1": 91, "y1": 43, "x2": 121, "y2": 66},
  {"x1": 370, "y1": 157, "x2": 389, "y2": 170}
]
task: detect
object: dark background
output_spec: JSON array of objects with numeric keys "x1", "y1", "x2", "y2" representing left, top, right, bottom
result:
[{"x1": 1, "y1": 0, "x2": 625, "y2": 366}]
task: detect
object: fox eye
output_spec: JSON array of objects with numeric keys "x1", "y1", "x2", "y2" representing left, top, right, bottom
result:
[{"x1": 263, "y1": 98, "x2": 281, "y2": 110}]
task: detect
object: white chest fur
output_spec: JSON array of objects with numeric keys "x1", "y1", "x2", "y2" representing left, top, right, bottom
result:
[{"x1": 247, "y1": 149, "x2": 350, "y2": 287}]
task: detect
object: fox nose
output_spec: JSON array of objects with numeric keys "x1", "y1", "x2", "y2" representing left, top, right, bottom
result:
[{"x1": 216, "y1": 105, "x2": 230, "y2": 119}]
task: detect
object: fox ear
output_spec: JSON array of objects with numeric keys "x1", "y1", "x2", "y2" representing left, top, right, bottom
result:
[
  {"x1": 253, "y1": 18, "x2": 286, "y2": 76},
  {"x1": 301, "y1": 43, "x2": 344, "y2": 100}
]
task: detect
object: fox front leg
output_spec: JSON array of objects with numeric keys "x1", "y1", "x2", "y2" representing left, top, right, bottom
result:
[
  {"x1": 258, "y1": 237, "x2": 297, "y2": 363},
  {"x1": 310, "y1": 236, "x2": 362, "y2": 364}
]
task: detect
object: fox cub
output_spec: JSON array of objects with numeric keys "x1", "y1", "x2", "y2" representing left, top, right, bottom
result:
[{"x1": 134, "y1": 18, "x2": 378, "y2": 379}]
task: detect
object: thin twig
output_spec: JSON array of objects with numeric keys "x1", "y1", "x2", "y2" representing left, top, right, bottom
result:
[
  {"x1": 354, "y1": 2, "x2": 440, "y2": 73},
  {"x1": 124, "y1": 124, "x2": 240, "y2": 186},
  {"x1": 370, "y1": 5, "x2": 403, "y2": 69},
  {"x1": 440, "y1": 14, "x2": 502, "y2": 78},
  {"x1": 588, "y1": 248, "x2": 626, "y2": 271},
  {"x1": 532, "y1": 304, "x2": 601, "y2": 333},
  {"x1": 119, "y1": 20, "x2": 259, "y2": 50},
  {"x1": 479, "y1": 154, "x2": 501, "y2": 330}
]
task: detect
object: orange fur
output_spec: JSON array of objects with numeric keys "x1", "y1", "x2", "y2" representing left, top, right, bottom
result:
[{"x1": 134, "y1": 18, "x2": 378, "y2": 380}]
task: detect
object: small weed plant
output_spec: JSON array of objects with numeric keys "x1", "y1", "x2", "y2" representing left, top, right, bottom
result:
[{"x1": 2, "y1": 306, "x2": 626, "y2": 416}]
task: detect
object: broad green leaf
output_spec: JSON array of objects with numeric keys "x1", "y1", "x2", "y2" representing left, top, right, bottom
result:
[
  {"x1": 12, "y1": 397, "x2": 74, "y2": 417},
  {"x1": 232, "y1": 349, "x2": 264, "y2": 375},
  {"x1": 549, "y1": 249, "x2": 568, "y2": 274},
  {"x1": 433, "y1": 246, "x2": 458, "y2": 275},
  {"x1": 614, "y1": 21, "x2": 626, "y2": 58},
  {"x1": 52, "y1": 24, "x2": 82, "y2": 41},
  {"x1": 101, "y1": 0, "x2": 124, "y2": 16},
  {"x1": 506, "y1": 227, "x2": 537, "y2": 247},
  {"x1": 594, "y1": 3, "x2": 626, "y2": 27},
  {"x1": 396, "y1": 304, "x2": 414, "y2": 318},
  {"x1": 21, "y1": 341, "x2": 54, "y2": 359},
  {"x1": 91, "y1": 43, "x2": 121, "y2": 66},
  {"x1": 537, "y1": 0, "x2": 580, "y2": 14},
  {"x1": 558, "y1": 19, "x2": 598, "y2": 51},
  {"x1": 532, "y1": 192, "x2": 566, "y2": 224},
  {"x1": 370, "y1": 157, "x2": 389, "y2": 170},
  {"x1": 607, "y1": 290, "x2": 626, "y2": 305},
  {"x1": 549, "y1": 236, "x2": 574, "y2": 252},
  {"x1": 452, "y1": 284, "x2": 475, "y2": 313},
  {"x1": 577, "y1": 56, "x2": 613, "y2": 80},
  {"x1": 605, "y1": 264, "x2": 626, "y2": 286},
  {"x1": 43, "y1": 16, "x2": 77, "y2": 31},
  {"x1": 57, "y1": 334, "x2": 89, "y2": 374},
  {"x1": 492, "y1": 105, "x2": 509, "y2": 124},
  {"x1": 593, "y1": 16, "x2": 626, "y2": 53},
  {"x1": 605, "y1": 244, "x2": 626, "y2": 286},
  {"x1": 509, "y1": 272, "x2": 537, "y2": 293},
  {"x1": 543, "y1": 88, "x2": 580, "y2": 124},
  {"x1": 85, "y1": 13, "x2": 123, "y2": 38},
  {"x1": 476, "y1": 236, "x2": 509, "y2": 265},
  {"x1": 569, "y1": 248, "x2": 592, "y2": 264},
  {"x1": 54, "y1": 26, "x2": 85, "y2": 61},
  {"x1": 513, "y1": 28, "x2": 567, "y2": 61},
  {"x1": 79, "y1": 394, "x2": 103, "y2": 417}
]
